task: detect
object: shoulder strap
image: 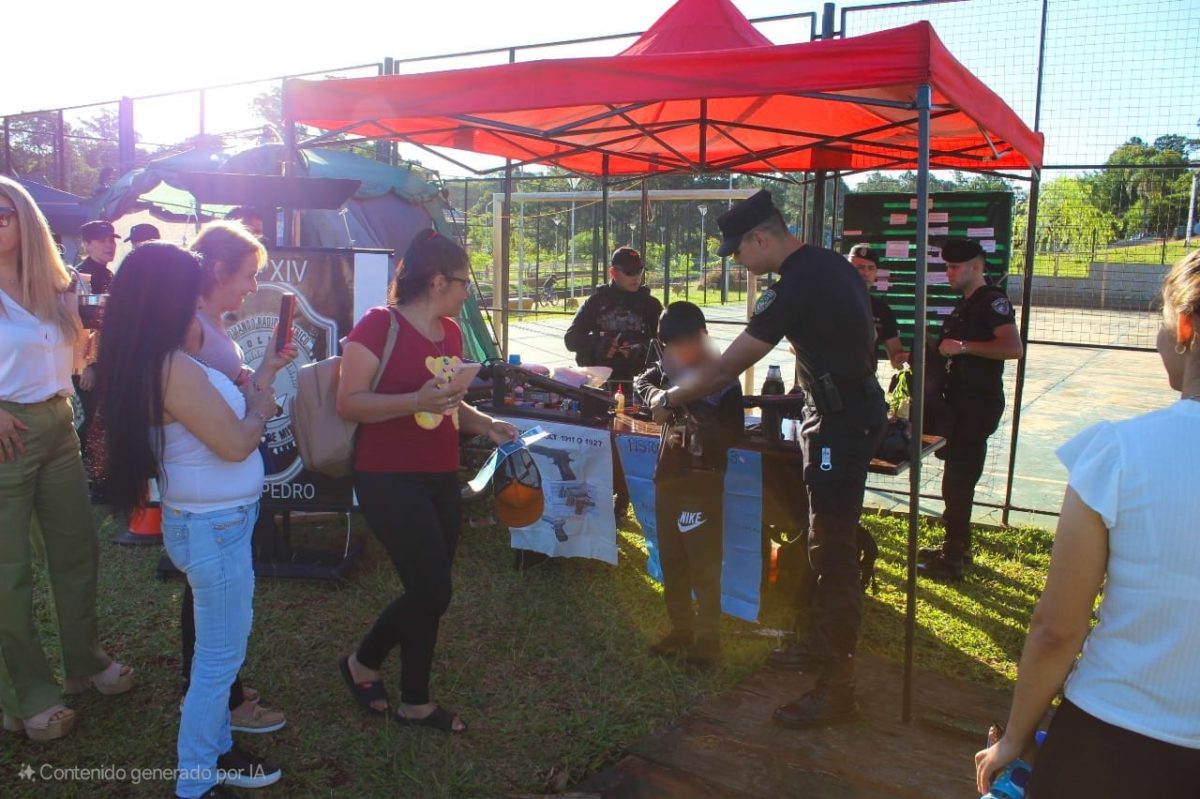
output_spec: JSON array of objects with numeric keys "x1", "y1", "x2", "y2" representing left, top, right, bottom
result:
[{"x1": 370, "y1": 307, "x2": 401, "y2": 391}]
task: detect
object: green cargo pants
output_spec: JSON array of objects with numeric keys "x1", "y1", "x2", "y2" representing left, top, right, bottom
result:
[{"x1": 0, "y1": 396, "x2": 109, "y2": 719}]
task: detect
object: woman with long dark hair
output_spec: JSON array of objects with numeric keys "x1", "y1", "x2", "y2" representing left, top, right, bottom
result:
[
  {"x1": 0, "y1": 176, "x2": 133, "y2": 743},
  {"x1": 179, "y1": 220, "x2": 295, "y2": 735},
  {"x1": 336, "y1": 229, "x2": 516, "y2": 732},
  {"x1": 98, "y1": 242, "x2": 281, "y2": 798}
]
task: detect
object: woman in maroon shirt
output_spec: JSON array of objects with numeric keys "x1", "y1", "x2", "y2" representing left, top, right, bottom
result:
[{"x1": 335, "y1": 230, "x2": 515, "y2": 733}]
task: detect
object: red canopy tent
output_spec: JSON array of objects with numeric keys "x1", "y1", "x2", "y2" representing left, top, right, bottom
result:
[
  {"x1": 284, "y1": 0, "x2": 1044, "y2": 722},
  {"x1": 286, "y1": 0, "x2": 1042, "y2": 176}
]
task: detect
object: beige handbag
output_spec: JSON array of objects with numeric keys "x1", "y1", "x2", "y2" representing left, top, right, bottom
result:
[{"x1": 290, "y1": 308, "x2": 399, "y2": 478}]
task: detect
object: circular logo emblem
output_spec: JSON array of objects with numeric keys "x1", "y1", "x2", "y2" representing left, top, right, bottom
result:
[
  {"x1": 754, "y1": 289, "x2": 777, "y2": 316},
  {"x1": 228, "y1": 315, "x2": 316, "y2": 484},
  {"x1": 991, "y1": 297, "x2": 1012, "y2": 315}
]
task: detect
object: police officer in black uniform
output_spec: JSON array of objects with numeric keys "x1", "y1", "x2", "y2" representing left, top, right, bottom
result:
[
  {"x1": 74, "y1": 220, "x2": 120, "y2": 466},
  {"x1": 847, "y1": 244, "x2": 908, "y2": 370},
  {"x1": 564, "y1": 246, "x2": 663, "y2": 395},
  {"x1": 919, "y1": 239, "x2": 1023, "y2": 581},
  {"x1": 658, "y1": 190, "x2": 886, "y2": 728}
]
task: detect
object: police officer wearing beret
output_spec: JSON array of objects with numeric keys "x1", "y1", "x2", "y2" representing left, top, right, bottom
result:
[
  {"x1": 847, "y1": 244, "x2": 908, "y2": 371},
  {"x1": 919, "y1": 239, "x2": 1023, "y2": 581},
  {"x1": 564, "y1": 246, "x2": 663, "y2": 394},
  {"x1": 658, "y1": 190, "x2": 887, "y2": 728}
]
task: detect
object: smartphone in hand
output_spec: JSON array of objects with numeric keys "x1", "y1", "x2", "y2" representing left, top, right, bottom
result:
[{"x1": 275, "y1": 293, "x2": 296, "y2": 353}]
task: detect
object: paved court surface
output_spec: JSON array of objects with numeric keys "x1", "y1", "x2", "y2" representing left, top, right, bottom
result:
[{"x1": 501, "y1": 300, "x2": 1174, "y2": 526}]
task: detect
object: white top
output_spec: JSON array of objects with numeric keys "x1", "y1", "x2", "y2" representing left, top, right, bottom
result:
[
  {"x1": 1058, "y1": 399, "x2": 1200, "y2": 749},
  {"x1": 0, "y1": 289, "x2": 74, "y2": 403},
  {"x1": 156, "y1": 356, "x2": 263, "y2": 513}
]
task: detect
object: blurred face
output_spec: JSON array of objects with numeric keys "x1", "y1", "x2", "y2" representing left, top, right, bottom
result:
[
  {"x1": 210, "y1": 252, "x2": 260, "y2": 313},
  {"x1": 610, "y1": 265, "x2": 643, "y2": 292},
  {"x1": 850, "y1": 255, "x2": 878, "y2": 290},
  {"x1": 663, "y1": 330, "x2": 714, "y2": 369},
  {"x1": 945, "y1": 256, "x2": 984, "y2": 293},
  {"x1": 83, "y1": 235, "x2": 117, "y2": 265},
  {"x1": 0, "y1": 194, "x2": 19, "y2": 262}
]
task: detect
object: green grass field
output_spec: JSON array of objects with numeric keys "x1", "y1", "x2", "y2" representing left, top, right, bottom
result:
[
  {"x1": 1028, "y1": 238, "x2": 1193, "y2": 278},
  {"x1": 1, "y1": 507, "x2": 1050, "y2": 798}
]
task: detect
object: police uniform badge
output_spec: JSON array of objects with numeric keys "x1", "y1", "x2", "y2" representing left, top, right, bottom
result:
[
  {"x1": 991, "y1": 296, "x2": 1012, "y2": 315},
  {"x1": 754, "y1": 289, "x2": 777, "y2": 316}
]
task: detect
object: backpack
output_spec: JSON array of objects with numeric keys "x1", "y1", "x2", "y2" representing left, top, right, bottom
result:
[{"x1": 289, "y1": 308, "x2": 399, "y2": 478}]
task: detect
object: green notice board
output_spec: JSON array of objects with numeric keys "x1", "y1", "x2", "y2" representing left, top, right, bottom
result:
[{"x1": 841, "y1": 191, "x2": 1014, "y2": 349}]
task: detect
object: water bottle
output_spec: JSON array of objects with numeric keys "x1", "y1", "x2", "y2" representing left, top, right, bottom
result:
[
  {"x1": 981, "y1": 759, "x2": 1031, "y2": 799},
  {"x1": 614, "y1": 385, "x2": 626, "y2": 415},
  {"x1": 761, "y1": 364, "x2": 785, "y2": 395}
]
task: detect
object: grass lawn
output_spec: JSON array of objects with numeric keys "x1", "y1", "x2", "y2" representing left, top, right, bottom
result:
[
  {"x1": 1029, "y1": 238, "x2": 1193, "y2": 278},
  {"x1": 1, "y1": 507, "x2": 1051, "y2": 798}
]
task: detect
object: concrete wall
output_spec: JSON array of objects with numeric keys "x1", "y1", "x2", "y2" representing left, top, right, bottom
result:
[{"x1": 1006, "y1": 261, "x2": 1169, "y2": 312}]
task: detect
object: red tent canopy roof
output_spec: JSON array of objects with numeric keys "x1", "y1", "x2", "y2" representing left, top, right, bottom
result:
[
  {"x1": 286, "y1": 1, "x2": 1042, "y2": 175},
  {"x1": 618, "y1": 0, "x2": 772, "y2": 55}
]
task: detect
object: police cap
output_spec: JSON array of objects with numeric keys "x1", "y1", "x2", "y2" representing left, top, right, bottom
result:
[
  {"x1": 80, "y1": 220, "x2": 119, "y2": 241},
  {"x1": 940, "y1": 238, "x2": 985, "y2": 265},
  {"x1": 716, "y1": 189, "x2": 783, "y2": 257},
  {"x1": 847, "y1": 243, "x2": 879, "y2": 265}
]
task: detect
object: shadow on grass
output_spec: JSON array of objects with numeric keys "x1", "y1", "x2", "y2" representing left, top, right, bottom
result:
[{"x1": 1, "y1": 508, "x2": 782, "y2": 799}]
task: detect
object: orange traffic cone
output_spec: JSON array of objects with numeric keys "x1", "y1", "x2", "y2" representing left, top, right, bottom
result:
[{"x1": 112, "y1": 505, "x2": 163, "y2": 545}]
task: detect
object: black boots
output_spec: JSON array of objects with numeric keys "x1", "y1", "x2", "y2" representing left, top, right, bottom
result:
[
  {"x1": 649, "y1": 629, "x2": 693, "y2": 655},
  {"x1": 772, "y1": 656, "x2": 858, "y2": 729},
  {"x1": 767, "y1": 642, "x2": 832, "y2": 672}
]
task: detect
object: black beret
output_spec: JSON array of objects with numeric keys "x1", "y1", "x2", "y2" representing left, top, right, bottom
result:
[
  {"x1": 940, "y1": 238, "x2": 985, "y2": 264},
  {"x1": 80, "y1": 220, "x2": 119, "y2": 241},
  {"x1": 657, "y1": 301, "x2": 707, "y2": 343},
  {"x1": 847, "y1": 243, "x2": 879, "y2": 265},
  {"x1": 716, "y1": 189, "x2": 783, "y2": 257}
]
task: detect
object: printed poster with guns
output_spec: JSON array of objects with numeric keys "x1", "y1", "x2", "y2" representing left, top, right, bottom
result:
[{"x1": 497, "y1": 417, "x2": 617, "y2": 564}]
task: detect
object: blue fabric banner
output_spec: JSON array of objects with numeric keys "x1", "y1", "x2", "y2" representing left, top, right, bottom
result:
[
  {"x1": 614, "y1": 433, "x2": 662, "y2": 581},
  {"x1": 721, "y1": 448, "x2": 763, "y2": 622}
]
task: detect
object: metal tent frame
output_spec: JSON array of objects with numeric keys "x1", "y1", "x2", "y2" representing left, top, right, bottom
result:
[{"x1": 282, "y1": 6, "x2": 1042, "y2": 723}]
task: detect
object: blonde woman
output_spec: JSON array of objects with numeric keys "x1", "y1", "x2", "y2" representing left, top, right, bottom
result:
[
  {"x1": 976, "y1": 250, "x2": 1200, "y2": 798},
  {"x1": 0, "y1": 176, "x2": 133, "y2": 742}
]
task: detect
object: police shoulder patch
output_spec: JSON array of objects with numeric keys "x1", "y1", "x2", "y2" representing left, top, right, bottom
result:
[
  {"x1": 991, "y1": 296, "x2": 1012, "y2": 315},
  {"x1": 754, "y1": 289, "x2": 777, "y2": 316}
]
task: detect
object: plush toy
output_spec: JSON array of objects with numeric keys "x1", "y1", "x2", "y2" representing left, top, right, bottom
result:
[{"x1": 415, "y1": 354, "x2": 463, "y2": 430}]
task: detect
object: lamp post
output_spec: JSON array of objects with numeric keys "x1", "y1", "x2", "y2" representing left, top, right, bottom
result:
[
  {"x1": 628, "y1": 221, "x2": 636, "y2": 245},
  {"x1": 698, "y1": 204, "x2": 708, "y2": 304},
  {"x1": 567, "y1": 176, "x2": 580, "y2": 298},
  {"x1": 552, "y1": 215, "x2": 563, "y2": 294}
]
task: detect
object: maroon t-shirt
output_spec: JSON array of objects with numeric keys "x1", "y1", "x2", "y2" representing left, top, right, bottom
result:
[{"x1": 346, "y1": 306, "x2": 463, "y2": 474}]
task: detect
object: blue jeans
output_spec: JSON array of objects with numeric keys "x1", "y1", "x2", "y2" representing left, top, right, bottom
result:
[{"x1": 161, "y1": 503, "x2": 258, "y2": 799}]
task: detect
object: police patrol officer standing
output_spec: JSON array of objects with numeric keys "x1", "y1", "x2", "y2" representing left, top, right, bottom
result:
[
  {"x1": 919, "y1": 239, "x2": 1023, "y2": 581},
  {"x1": 564, "y1": 246, "x2": 663, "y2": 395},
  {"x1": 659, "y1": 190, "x2": 886, "y2": 728},
  {"x1": 847, "y1": 244, "x2": 908, "y2": 370}
]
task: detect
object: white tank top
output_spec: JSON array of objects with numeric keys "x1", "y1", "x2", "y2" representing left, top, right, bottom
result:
[{"x1": 156, "y1": 356, "x2": 263, "y2": 513}]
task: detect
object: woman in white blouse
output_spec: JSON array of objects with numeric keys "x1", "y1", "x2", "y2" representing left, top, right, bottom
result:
[
  {"x1": 0, "y1": 176, "x2": 133, "y2": 742},
  {"x1": 976, "y1": 249, "x2": 1200, "y2": 798}
]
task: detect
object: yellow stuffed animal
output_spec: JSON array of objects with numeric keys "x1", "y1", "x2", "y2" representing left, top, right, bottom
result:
[{"x1": 415, "y1": 355, "x2": 463, "y2": 430}]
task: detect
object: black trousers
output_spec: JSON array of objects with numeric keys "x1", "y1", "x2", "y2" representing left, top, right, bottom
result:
[
  {"x1": 181, "y1": 584, "x2": 245, "y2": 710},
  {"x1": 798, "y1": 389, "x2": 887, "y2": 671},
  {"x1": 940, "y1": 387, "x2": 1004, "y2": 558},
  {"x1": 354, "y1": 470, "x2": 460, "y2": 706},
  {"x1": 654, "y1": 468, "x2": 724, "y2": 639},
  {"x1": 1029, "y1": 699, "x2": 1200, "y2": 799}
]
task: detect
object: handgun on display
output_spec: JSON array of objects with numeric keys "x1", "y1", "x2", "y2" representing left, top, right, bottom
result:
[{"x1": 529, "y1": 445, "x2": 576, "y2": 481}]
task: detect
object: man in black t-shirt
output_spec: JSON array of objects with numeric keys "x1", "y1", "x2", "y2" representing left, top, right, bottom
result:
[
  {"x1": 847, "y1": 244, "x2": 908, "y2": 371},
  {"x1": 74, "y1": 220, "x2": 120, "y2": 464},
  {"x1": 919, "y1": 239, "x2": 1023, "y2": 581},
  {"x1": 657, "y1": 190, "x2": 887, "y2": 728}
]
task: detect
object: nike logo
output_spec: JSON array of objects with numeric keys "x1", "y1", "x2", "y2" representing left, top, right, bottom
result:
[{"x1": 677, "y1": 511, "x2": 706, "y2": 533}]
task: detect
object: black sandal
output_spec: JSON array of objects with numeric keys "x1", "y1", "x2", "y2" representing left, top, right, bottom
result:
[
  {"x1": 392, "y1": 705, "x2": 467, "y2": 734},
  {"x1": 338, "y1": 656, "x2": 390, "y2": 718}
]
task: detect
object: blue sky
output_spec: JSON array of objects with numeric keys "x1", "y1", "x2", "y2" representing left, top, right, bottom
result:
[{"x1": 3, "y1": 0, "x2": 1196, "y2": 176}]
